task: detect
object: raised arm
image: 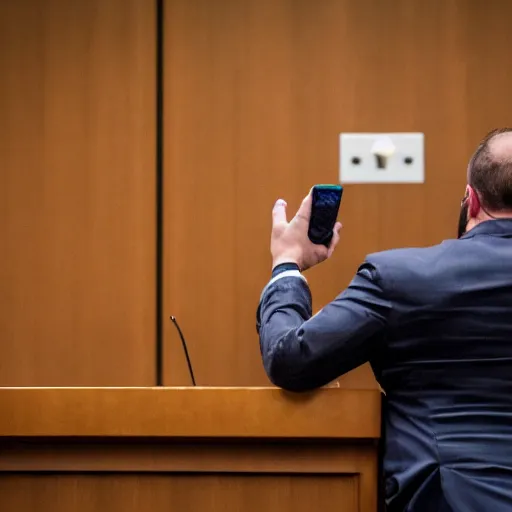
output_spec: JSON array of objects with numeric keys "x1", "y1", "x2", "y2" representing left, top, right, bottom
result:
[{"x1": 257, "y1": 261, "x2": 391, "y2": 391}]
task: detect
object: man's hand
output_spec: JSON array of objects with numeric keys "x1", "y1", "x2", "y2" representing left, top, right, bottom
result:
[{"x1": 271, "y1": 190, "x2": 342, "y2": 271}]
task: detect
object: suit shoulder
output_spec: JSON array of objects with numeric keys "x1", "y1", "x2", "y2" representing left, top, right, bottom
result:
[
  {"x1": 363, "y1": 240, "x2": 457, "y2": 280},
  {"x1": 367, "y1": 241, "x2": 450, "y2": 263}
]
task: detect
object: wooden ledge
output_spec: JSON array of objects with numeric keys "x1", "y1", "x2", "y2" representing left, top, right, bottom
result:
[{"x1": 0, "y1": 387, "x2": 381, "y2": 439}]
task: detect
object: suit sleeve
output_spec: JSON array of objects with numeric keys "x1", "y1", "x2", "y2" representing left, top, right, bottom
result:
[{"x1": 256, "y1": 261, "x2": 392, "y2": 392}]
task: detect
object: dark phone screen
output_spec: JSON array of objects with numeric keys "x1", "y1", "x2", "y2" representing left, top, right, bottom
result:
[{"x1": 308, "y1": 185, "x2": 343, "y2": 247}]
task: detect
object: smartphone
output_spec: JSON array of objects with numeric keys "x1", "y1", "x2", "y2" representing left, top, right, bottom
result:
[{"x1": 308, "y1": 184, "x2": 343, "y2": 247}]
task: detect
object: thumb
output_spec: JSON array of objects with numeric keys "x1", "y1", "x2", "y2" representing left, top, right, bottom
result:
[
  {"x1": 327, "y1": 222, "x2": 342, "y2": 258},
  {"x1": 272, "y1": 199, "x2": 288, "y2": 226}
]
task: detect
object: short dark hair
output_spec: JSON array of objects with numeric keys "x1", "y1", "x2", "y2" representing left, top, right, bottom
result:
[{"x1": 468, "y1": 128, "x2": 512, "y2": 210}]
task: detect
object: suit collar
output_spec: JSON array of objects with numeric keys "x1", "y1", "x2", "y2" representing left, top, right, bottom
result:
[{"x1": 461, "y1": 218, "x2": 512, "y2": 239}]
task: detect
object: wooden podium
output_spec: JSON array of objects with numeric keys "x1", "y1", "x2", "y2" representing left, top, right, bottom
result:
[{"x1": 0, "y1": 387, "x2": 381, "y2": 512}]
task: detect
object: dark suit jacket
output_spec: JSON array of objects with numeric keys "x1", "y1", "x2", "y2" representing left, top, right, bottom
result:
[{"x1": 257, "y1": 219, "x2": 512, "y2": 512}]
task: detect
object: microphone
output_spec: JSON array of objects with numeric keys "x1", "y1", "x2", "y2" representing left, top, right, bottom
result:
[{"x1": 170, "y1": 316, "x2": 197, "y2": 386}]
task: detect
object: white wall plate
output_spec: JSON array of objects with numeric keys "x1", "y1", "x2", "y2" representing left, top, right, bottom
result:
[{"x1": 339, "y1": 132, "x2": 425, "y2": 184}]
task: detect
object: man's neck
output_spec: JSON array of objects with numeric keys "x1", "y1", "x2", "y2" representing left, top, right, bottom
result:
[
  {"x1": 466, "y1": 209, "x2": 512, "y2": 233},
  {"x1": 479, "y1": 209, "x2": 512, "y2": 221}
]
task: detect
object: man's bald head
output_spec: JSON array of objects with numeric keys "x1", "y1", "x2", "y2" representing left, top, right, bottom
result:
[
  {"x1": 488, "y1": 130, "x2": 512, "y2": 160},
  {"x1": 468, "y1": 128, "x2": 512, "y2": 211}
]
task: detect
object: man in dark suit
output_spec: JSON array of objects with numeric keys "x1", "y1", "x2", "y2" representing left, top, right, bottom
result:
[{"x1": 256, "y1": 128, "x2": 512, "y2": 511}]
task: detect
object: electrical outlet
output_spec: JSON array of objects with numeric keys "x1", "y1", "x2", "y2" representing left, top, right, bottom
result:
[{"x1": 339, "y1": 133, "x2": 425, "y2": 184}]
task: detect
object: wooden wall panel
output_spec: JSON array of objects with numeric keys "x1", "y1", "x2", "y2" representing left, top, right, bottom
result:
[
  {"x1": 0, "y1": 0, "x2": 156, "y2": 385},
  {"x1": 163, "y1": 0, "x2": 512, "y2": 386}
]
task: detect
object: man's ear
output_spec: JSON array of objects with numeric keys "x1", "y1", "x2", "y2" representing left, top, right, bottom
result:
[{"x1": 468, "y1": 186, "x2": 481, "y2": 218}]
